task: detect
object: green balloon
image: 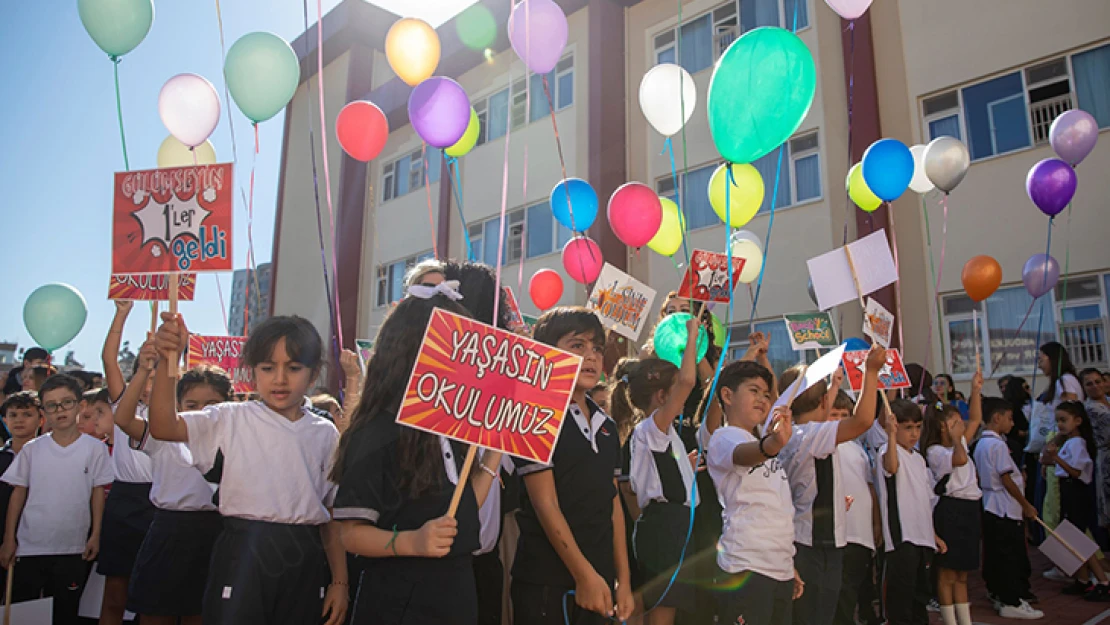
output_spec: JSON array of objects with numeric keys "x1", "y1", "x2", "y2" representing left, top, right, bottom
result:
[
  {"x1": 652, "y1": 313, "x2": 709, "y2": 368},
  {"x1": 455, "y1": 4, "x2": 497, "y2": 51},
  {"x1": 711, "y1": 312, "x2": 726, "y2": 348},
  {"x1": 23, "y1": 284, "x2": 88, "y2": 352},
  {"x1": 224, "y1": 32, "x2": 300, "y2": 124},
  {"x1": 707, "y1": 27, "x2": 816, "y2": 164},
  {"x1": 77, "y1": 0, "x2": 154, "y2": 58}
]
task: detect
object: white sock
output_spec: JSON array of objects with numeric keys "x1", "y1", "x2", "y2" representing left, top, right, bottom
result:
[
  {"x1": 955, "y1": 603, "x2": 972, "y2": 625},
  {"x1": 940, "y1": 604, "x2": 957, "y2": 625}
]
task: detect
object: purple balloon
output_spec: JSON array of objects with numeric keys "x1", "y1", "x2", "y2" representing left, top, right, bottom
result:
[
  {"x1": 407, "y1": 77, "x2": 470, "y2": 148},
  {"x1": 1050, "y1": 109, "x2": 1099, "y2": 166},
  {"x1": 1025, "y1": 158, "x2": 1077, "y2": 218},
  {"x1": 1022, "y1": 253, "x2": 1060, "y2": 298},
  {"x1": 508, "y1": 0, "x2": 568, "y2": 75}
]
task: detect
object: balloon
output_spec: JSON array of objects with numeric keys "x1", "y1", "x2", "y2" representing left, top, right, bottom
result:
[
  {"x1": 455, "y1": 4, "x2": 497, "y2": 50},
  {"x1": 549, "y1": 178, "x2": 599, "y2": 232},
  {"x1": 861, "y1": 138, "x2": 913, "y2": 201},
  {"x1": 445, "y1": 108, "x2": 480, "y2": 158},
  {"x1": 652, "y1": 313, "x2": 709, "y2": 368},
  {"x1": 508, "y1": 0, "x2": 568, "y2": 74},
  {"x1": 843, "y1": 337, "x2": 869, "y2": 352},
  {"x1": 648, "y1": 197, "x2": 683, "y2": 257},
  {"x1": 961, "y1": 255, "x2": 1003, "y2": 303},
  {"x1": 408, "y1": 77, "x2": 471, "y2": 148},
  {"x1": 639, "y1": 64, "x2": 697, "y2": 137},
  {"x1": 336, "y1": 101, "x2": 389, "y2": 162},
  {"x1": 711, "y1": 313, "x2": 726, "y2": 348},
  {"x1": 77, "y1": 0, "x2": 153, "y2": 58},
  {"x1": 1022, "y1": 253, "x2": 1060, "y2": 299},
  {"x1": 224, "y1": 32, "x2": 300, "y2": 124},
  {"x1": 157, "y1": 136, "x2": 216, "y2": 168},
  {"x1": 1049, "y1": 110, "x2": 1099, "y2": 166},
  {"x1": 708, "y1": 164, "x2": 764, "y2": 227},
  {"x1": 806, "y1": 277, "x2": 819, "y2": 308},
  {"x1": 1025, "y1": 158, "x2": 1077, "y2": 218},
  {"x1": 158, "y1": 74, "x2": 220, "y2": 148},
  {"x1": 529, "y1": 268, "x2": 564, "y2": 310},
  {"x1": 908, "y1": 144, "x2": 934, "y2": 194},
  {"x1": 708, "y1": 28, "x2": 816, "y2": 164},
  {"x1": 923, "y1": 136, "x2": 970, "y2": 193},
  {"x1": 607, "y1": 183, "x2": 663, "y2": 248},
  {"x1": 562, "y1": 237, "x2": 604, "y2": 284},
  {"x1": 730, "y1": 229, "x2": 762, "y2": 251},
  {"x1": 385, "y1": 18, "x2": 441, "y2": 86},
  {"x1": 846, "y1": 163, "x2": 881, "y2": 213},
  {"x1": 732, "y1": 240, "x2": 764, "y2": 284},
  {"x1": 23, "y1": 284, "x2": 88, "y2": 352},
  {"x1": 824, "y1": 0, "x2": 873, "y2": 19}
]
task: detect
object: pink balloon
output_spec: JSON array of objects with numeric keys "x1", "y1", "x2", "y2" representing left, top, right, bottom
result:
[
  {"x1": 561, "y1": 237, "x2": 604, "y2": 284},
  {"x1": 508, "y1": 0, "x2": 568, "y2": 74},
  {"x1": 824, "y1": 0, "x2": 873, "y2": 19},
  {"x1": 158, "y1": 73, "x2": 221, "y2": 148},
  {"x1": 607, "y1": 182, "x2": 663, "y2": 248}
]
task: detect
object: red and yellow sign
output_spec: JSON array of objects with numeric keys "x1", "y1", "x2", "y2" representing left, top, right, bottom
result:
[
  {"x1": 397, "y1": 308, "x2": 582, "y2": 464},
  {"x1": 842, "y1": 348, "x2": 911, "y2": 391},
  {"x1": 186, "y1": 335, "x2": 253, "y2": 393},
  {"x1": 676, "y1": 249, "x2": 745, "y2": 303},
  {"x1": 109, "y1": 273, "x2": 197, "y2": 301}
]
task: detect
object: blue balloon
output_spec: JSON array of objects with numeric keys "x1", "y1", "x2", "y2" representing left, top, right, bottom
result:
[
  {"x1": 843, "y1": 337, "x2": 869, "y2": 352},
  {"x1": 549, "y1": 178, "x2": 598, "y2": 232},
  {"x1": 861, "y1": 138, "x2": 914, "y2": 202}
]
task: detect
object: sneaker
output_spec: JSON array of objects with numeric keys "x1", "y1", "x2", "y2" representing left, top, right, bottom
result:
[
  {"x1": 1085, "y1": 584, "x2": 1110, "y2": 602},
  {"x1": 1064, "y1": 580, "x2": 1094, "y2": 595},
  {"x1": 988, "y1": 592, "x2": 1002, "y2": 611},
  {"x1": 998, "y1": 601, "x2": 1044, "y2": 620},
  {"x1": 926, "y1": 598, "x2": 940, "y2": 612},
  {"x1": 1021, "y1": 592, "x2": 1040, "y2": 605},
  {"x1": 1043, "y1": 567, "x2": 1071, "y2": 582}
]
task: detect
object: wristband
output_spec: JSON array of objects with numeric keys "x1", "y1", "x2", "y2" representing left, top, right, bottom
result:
[
  {"x1": 384, "y1": 524, "x2": 399, "y2": 556},
  {"x1": 479, "y1": 462, "x2": 503, "y2": 487},
  {"x1": 758, "y1": 434, "x2": 778, "y2": 459}
]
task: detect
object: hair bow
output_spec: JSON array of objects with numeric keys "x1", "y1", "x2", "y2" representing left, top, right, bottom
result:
[{"x1": 407, "y1": 280, "x2": 465, "y2": 302}]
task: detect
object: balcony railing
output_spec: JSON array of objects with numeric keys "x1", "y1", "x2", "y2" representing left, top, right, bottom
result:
[
  {"x1": 1061, "y1": 317, "x2": 1108, "y2": 370},
  {"x1": 1031, "y1": 94, "x2": 1072, "y2": 145}
]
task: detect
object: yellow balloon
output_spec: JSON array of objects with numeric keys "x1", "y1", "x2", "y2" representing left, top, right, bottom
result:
[
  {"x1": 157, "y1": 136, "x2": 216, "y2": 168},
  {"x1": 733, "y1": 239, "x2": 764, "y2": 283},
  {"x1": 445, "y1": 108, "x2": 479, "y2": 158},
  {"x1": 708, "y1": 163, "x2": 764, "y2": 228},
  {"x1": 648, "y1": 197, "x2": 683, "y2": 257},
  {"x1": 385, "y1": 18, "x2": 440, "y2": 87},
  {"x1": 846, "y1": 163, "x2": 881, "y2": 213}
]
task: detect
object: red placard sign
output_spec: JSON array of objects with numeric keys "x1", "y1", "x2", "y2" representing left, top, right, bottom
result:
[
  {"x1": 841, "y1": 348, "x2": 911, "y2": 391},
  {"x1": 109, "y1": 273, "x2": 197, "y2": 301},
  {"x1": 112, "y1": 164, "x2": 234, "y2": 274},
  {"x1": 396, "y1": 308, "x2": 582, "y2": 464},
  {"x1": 676, "y1": 249, "x2": 745, "y2": 303},
  {"x1": 186, "y1": 335, "x2": 253, "y2": 393}
]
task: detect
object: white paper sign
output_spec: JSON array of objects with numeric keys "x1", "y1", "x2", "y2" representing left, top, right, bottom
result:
[
  {"x1": 587, "y1": 263, "x2": 657, "y2": 340},
  {"x1": 79, "y1": 568, "x2": 137, "y2": 620},
  {"x1": 1039, "y1": 519, "x2": 1100, "y2": 576},
  {"x1": 772, "y1": 345, "x2": 847, "y2": 411},
  {"x1": 863, "y1": 297, "x2": 895, "y2": 348},
  {"x1": 806, "y1": 230, "x2": 899, "y2": 311},
  {"x1": 10, "y1": 597, "x2": 53, "y2": 624}
]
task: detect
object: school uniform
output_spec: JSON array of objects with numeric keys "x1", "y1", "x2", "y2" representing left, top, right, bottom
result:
[
  {"x1": 181, "y1": 400, "x2": 339, "y2": 625},
  {"x1": 0, "y1": 441, "x2": 14, "y2": 590},
  {"x1": 1056, "y1": 437, "x2": 1095, "y2": 532},
  {"x1": 708, "y1": 425, "x2": 795, "y2": 625},
  {"x1": 875, "y1": 442, "x2": 935, "y2": 625},
  {"x1": 926, "y1": 437, "x2": 982, "y2": 571},
  {"x1": 834, "y1": 439, "x2": 876, "y2": 625},
  {"x1": 1, "y1": 433, "x2": 114, "y2": 625},
  {"x1": 454, "y1": 436, "x2": 513, "y2": 625},
  {"x1": 974, "y1": 430, "x2": 1034, "y2": 609},
  {"x1": 98, "y1": 411, "x2": 155, "y2": 578},
  {"x1": 511, "y1": 398, "x2": 621, "y2": 625}
]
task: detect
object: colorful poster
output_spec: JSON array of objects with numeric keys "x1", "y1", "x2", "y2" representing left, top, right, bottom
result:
[
  {"x1": 396, "y1": 309, "x2": 582, "y2": 464},
  {"x1": 587, "y1": 263, "x2": 657, "y2": 340},
  {"x1": 186, "y1": 335, "x2": 253, "y2": 393},
  {"x1": 355, "y1": 339, "x2": 374, "y2": 369},
  {"x1": 503, "y1": 287, "x2": 528, "y2": 333},
  {"x1": 782, "y1": 312, "x2": 838, "y2": 350},
  {"x1": 112, "y1": 164, "x2": 234, "y2": 274},
  {"x1": 863, "y1": 297, "x2": 895, "y2": 348},
  {"x1": 109, "y1": 273, "x2": 197, "y2": 301},
  {"x1": 841, "y1": 348, "x2": 911, "y2": 391},
  {"x1": 676, "y1": 249, "x2": 745, "y2": 303},
  {"x1": 806, "y1": 230, "x2": 898, "y2": 311}
]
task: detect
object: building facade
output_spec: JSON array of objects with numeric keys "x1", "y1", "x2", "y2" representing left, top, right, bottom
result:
[{"x1": 230, "y1": 262, "x2": 272, "y2": 336}]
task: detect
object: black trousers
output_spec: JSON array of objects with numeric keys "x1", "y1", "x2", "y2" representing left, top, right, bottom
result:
[
  {"x1": 982, "y1": 512, "x2": 1032, "y2": 607},
  {"x1": 793, "y1": 543, "x2": 843, "y2": 625},
  {"x1": 11, "y1": 554, "x2": 87, "y2": 625},
  {"x1": 511, "y1": 580, "x2": 610, "y2": 625},
  {"x1": 834, "y1": 544, "x2": 873, "y2": 625},
  {"x1": 715, "y1": 569, "x2": 794, "y2": 625},
  {"x1": 474, "y1": 549, "x2": 504, "y2": 625},
  {"x1": 883, "y1": 543, "x2": 931, "y2": 625}
]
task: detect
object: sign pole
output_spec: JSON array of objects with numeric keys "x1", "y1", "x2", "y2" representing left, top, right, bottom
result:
[
  {"x1": 447, "y1": 446, "x2": 479, "y2": 518},
  {"x1": 843, "y1": 246, "x2": 867, "y2": 312},
  {"x1": 150, "y1": 301, "x2": 158, "y2": 335},
  {"x1": 168, "y1": 275, "x2": 180, "y2": 378},
  {"x1": 1035, "y1": 516, "x2": 1086, "y2": 562},
  {"x1": 4, "y1": 558, "x2": 13, "y2": 625}
]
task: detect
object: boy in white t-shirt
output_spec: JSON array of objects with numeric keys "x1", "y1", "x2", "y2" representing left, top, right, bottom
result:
[{"x1": 0, "y1": 374, "x2": 114, "y2": 624}]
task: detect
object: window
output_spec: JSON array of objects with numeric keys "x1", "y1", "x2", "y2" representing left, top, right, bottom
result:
[
  {"x1": 963, "y1": 72, "x2": 1031, "y2": 159},
  {"x1": 474, "y1": 100, "x2": 488, "y2": 147},
  {"x1": 557, "y1": 56, "x2": 574, "y2": 110},
  {"x1": 473, "y1": 203, "x2": 573, "y2": 265},
  {"x1": 506, "y1": 210, "x2": 525, "y2": 263},
  {"x1": 376, "y1": 251, "x2": 435, "y2": 307},
  {"x1": 941, "y1": 286, "x2": 1056, "y2": 377},
  {"x1": 1073, "y1": 43, "x2": 1110, "y2": 129},
  {"x1": 467, "y1": 223, "x2": 483, "y2": 261},
  {"x1": 487, "y1": 88, "x2": 509, "y2": 142},
  {"x1": 511, "y1": 78, "x2": 528, "y2": 130},
  {"x1": 727, "y1": 319, "x2": 811, "y2": 376},
  {"x1": 375, "y1": 265, "x2": 388, "y2": 307},
  {"x1": 740, "y1": 0, "x2": 808, "y2": 33},
  {"x1": 380, "y1": 149, "x2": 442, "y2": 203},
  {"x1": 923, "y1": 92, "x2": 962, "y2": 141},
  {"x1": 654, "y1": 30, "x2": 676, "y2": 65},
  {"x1": 657, "y1": 163, "x2": 718, "y2": 231},
  {"x1": 749, "y1": 131, "x2": 821, "y2": 213},
  {"x1": 381, "y1": 162, "x2": 395, "y2": 202},
  {"x1": 472, "y1": 55, "x2": 575, "y2": 143},
  {"x1": 1025, "y1": 59, "x2": 1072, "y2": 145},
  {"x1": 653, "y1": 1, "x2": 807, "y2": 72}
]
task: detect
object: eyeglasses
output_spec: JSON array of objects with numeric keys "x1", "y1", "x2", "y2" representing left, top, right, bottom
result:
[{"x1": 43, "y1": 399, "x2": 78, "y2": 414}]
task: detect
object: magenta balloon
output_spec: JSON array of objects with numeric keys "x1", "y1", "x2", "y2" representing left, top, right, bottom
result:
[
  {"x1": 407, "y1": 77, "x2": 470, "y2": 148},
  {"x1": 824, "y1": 0, "x2": 873, "y2": 20},
  {"x1": 607, "y1": 182, "x2": 663, "y2": 248},
  {"x1": 1025, "y1": 158, "x2": 1077, "y2": 218},
  {"x1": 508, "y1": 0, "x2": 568, "y2": 74},
  {"x1": 1022, "y1": 253, "x2": 1060, "y2": 299},
  {"x1": 561, "y1": 236, "x2": 604, "y2": 284},
  {"x1": 1049, "y1": 109, "x2": 1099, "y2": 166}
]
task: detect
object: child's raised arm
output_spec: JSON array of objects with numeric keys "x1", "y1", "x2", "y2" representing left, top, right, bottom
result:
[
  {"x1": 838, "y1": 346, "x2": 886, "y2": 443},
  {"x1": 102, "y1": 301, "x2": 133, "y2": 401},
  {"x1": 652, "y1": 318, "x2": 700, "y2": 433},
  {"x1": 149, "y1": 313, "x2": 190, "y2": 443},
  {"x1": 967, "y1": 369, "x2": 984, "y2": 441},
  {"x1": 731, "y1": 407, "x2": 793, "y2": 467},
  {"x1": 115, "y1": 337, "x2": 157, "y2": 443},
  {"x1": 882, "y1": 418, "x2": 900, "y2": 475}
]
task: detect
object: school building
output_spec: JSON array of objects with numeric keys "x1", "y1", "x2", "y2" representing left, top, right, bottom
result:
[{"x1": 268, "y1": 0, "x2": 1110, "y2": 391}]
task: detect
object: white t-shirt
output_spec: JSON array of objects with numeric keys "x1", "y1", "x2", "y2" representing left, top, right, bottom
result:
[
  {"x1": 182, "y1": 401, "x2": 339, "y2": 524},
  {"x1": 839, "y1": 439, "x2": 875, "y2": 551},
  {"x1": 109, "y1": 402, "x2": 154, "y2": 483},
  {"x1": 925, "y1": 437, "x2": 982, "y2": 501},
  {"x1": 876, "y1": 443, "x2": 936, "y2": 552},
  {"x1": 629, "y1": 413, "x2": 698, "y2": 510},
  {"x1": 708, "y1": 426, "x2": 795, "y2": 582},
  {"x1": 0, "y1": 434, "x2": 114, "y2": 556},
  {"x1": 779, "y1": 420, "x2": 845, "y2": 547},
  {"x1": 1056, "y1": 437, "x2": 1094, "y2": 484},
  {"x1": 974, "y1": 431, "x2": 1024, "y2": 520},
  {"x1": 136, "y1": 425, "x2": 217, "y2": 512},
  {"x1": 863, "y1": 419, "x2": 888, "y2": 461}
]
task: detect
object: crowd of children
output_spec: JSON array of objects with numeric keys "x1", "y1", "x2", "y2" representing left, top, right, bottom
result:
[{"x1": 2, "y1": 259, "x2": 1110, "y2": 625}]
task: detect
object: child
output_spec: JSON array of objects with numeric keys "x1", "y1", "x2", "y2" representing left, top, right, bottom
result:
[
  {"x1": 877, "y1": 399, "x2": 942, "y2": 625},
  {"x1": 0, "y1": 374, "x2": 114, "y2": 625},
  {"x1": 2, "y1": 347, "x2": 49, "y2": 396},
  {"x1": 0, "y1": 390, "x2": 44, "y2": 584},
  {"x1": 149, "y1": 314, "x2": 348, "y2": 625},
  {"x1": 922, "y1": 371, "x2": 984, "y2": 625},
  {"x1": 330, "y1": 293, "x2": 503, "y2": 624},
  {"x1": 611, "y1": 317, "x2": 700, "y2": 624},
  {"x1": 973, "y1": 397, "x2": 1044, "y2": 619},
  {"x1": 511, "y1": 307, "x2": 635, "y2": 624},
  {"x1": 78, "y1": 389, "x2": 102, "y2": 437},
  {"x1": 590, "y1": 382, "x2": 612, "y2": 415},
  {"x1": 707, "y1": 360, "x2": 802, "y2": 625}
]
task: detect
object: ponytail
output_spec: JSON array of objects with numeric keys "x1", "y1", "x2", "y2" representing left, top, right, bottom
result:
[{"x1": 610, "y1": 357, "x2": 680, "y2": 442}]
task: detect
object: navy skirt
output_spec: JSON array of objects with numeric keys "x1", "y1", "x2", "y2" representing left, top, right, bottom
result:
[
  {"x1": 127, "y1": 508, "x2": 223, "y2": 615},
  {"x1": 97, "y1": 481, "x2": 155, "y2": 577}
]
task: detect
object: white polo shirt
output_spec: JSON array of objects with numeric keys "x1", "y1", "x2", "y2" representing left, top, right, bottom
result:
[
  {"x1": 925, "y1": 436, "x2": 982, "y2": 501},
  {"x1": 1056, "y1": 437, "x2": 1094, "y2": 484},
  {"x1": 629, "y1": 413, "x2": 698, "y2": 509},
  {"x1": 973, "y1": 430, "x2": 1023, "y2": 520},
  {"x1": 780, "y1": 420, "x2": 846, "y2": 548},
  {"x1": 839, "y1": 439, "x2": 875, "y2": 551},
  {"x1": 137, "y1": 425, "x2": 217, "y2": 512},
  {"x1": 876, "y1": 442, "x2": 936, "y2": 552},
  {"x1": 110, "y1": 401, "x2": 153, "y2": 483}
]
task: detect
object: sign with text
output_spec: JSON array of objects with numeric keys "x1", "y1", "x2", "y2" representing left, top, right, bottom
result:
[
  {"x1": 396, "y1": 308, "x2": 582, "y2": 464},
  {"x1": 806, "y1": 230, "x2": 898, "y2": 311},
  {"x1": 109, "y1": 273, "x2": 197, "y2": 301},
  {"x1": 783, "y1": 312, "x2": 838, "y2": 351},
  {"x1": 503, "y1": 287, "x2": 527, "y2": 333},
  {"x1": 587, "y1": 263, "x2": 657, "y2": 340},
  {"x1": 112, "y1": 164, "x2": 234, "y2": 274},
  {"x1": 863, "y1": 297, "x2": 895, "y2": 348},
  {"x1": 186, "y1": 335, "x2": 253, "y2": 393},
  {"x1": 841, "y1": 348, "x2": 911, "y2": 391},
  {"x1": 676, "y1": 249, "x2": 745, "y2": 303}
]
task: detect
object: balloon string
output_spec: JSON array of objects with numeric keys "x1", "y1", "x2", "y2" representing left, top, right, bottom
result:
[
  {"x1": 1026, "y1": 217, "x2": 1053, "y2": 419},
  {"x1": 520, "y1": 146, "x2": 529, "y2": 289},
  {"x1": 213, "y1": 0, "x2": 240, "y2": 167},
  {"x1": 422, "y1": 144, "x2": 440, "y2": 258},
  {"x1": 917, "y1": 193, "x2": 944, "y2": 397},
  {"x1": 213, "y1": 274, "x2": 230, "y2": 335},
  {"x1": 676, "y1": 0, "x2": 694, "y2": 282},
  {"x1": 886, "y1": 201, "x2": 906, "y2": 351},
  {"x1": 664, "y1": 137, "x2": 693, "y2": 277},
  {"x1": 111, "y1": 58, "x2": 130, "y2": 171},
  {"x1": 241, "y1": 125, "x2": 260, "y2": 335},
  {"x1": 492, "y1": 67, "x2": 515, "y2": 328},
  {"x1": 990, "y1": 299, "x2": 1036, "y2": 374},
  {"x1": 1057, "y1": 203, "x2": 1073, "y2": 382},
  {"x1": 317, "y1": 0, "x2": 344, "y2": 352},
  {"x1": 842, "y1": 20, "x2": 854, "y2": 249},
  {"x1": 541, "y1": 75, "x2": 594, "y2": 288},
  {"x1": 446, "y1": 157, "x2": 474, "y2": 261}
]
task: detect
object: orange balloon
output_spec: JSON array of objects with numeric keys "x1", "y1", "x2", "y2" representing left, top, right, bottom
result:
[
  {"x1": 385, "y1": 18, "x2": 440, "y2": 87},
  {"x1": 961, "y1": 255, "x2": 1003, "y2": 302}
]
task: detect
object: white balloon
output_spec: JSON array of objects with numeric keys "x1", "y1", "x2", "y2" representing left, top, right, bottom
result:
[
  {"x1": 158, "y1": 73, "x2": 221, "y2": 148},
  {"x1": 639, "y1": 63, "x2": 697, "y2": 137},
  {"x1": 732, "y1": 239, "x2": 764, "y2": 284},
  {"x1": 908, "y1": 144, "x2": 934, "y2": 194},
  {"x1": 730, "y1": 229, "x2": 762, "y2": 252},
  {"x1": 157, "y1": 136, "x2": 216, "y2": 168}
]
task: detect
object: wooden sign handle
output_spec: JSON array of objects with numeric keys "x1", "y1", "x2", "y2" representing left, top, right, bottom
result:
[
  {"x1": 4, "y1": 558, "x2": 13, "y2": 625},
  {"x1": 1034, "y1": 516, "x2": 1086, "y2": 563},
  {"x1": 149, "y1": 301, "x2": 158, "y2": 335},
  {"x1": 843, "y1": 246, "x2": 867, "y2": 311},
  {"x1": 447, "y1": 446, "x2": 478, "y2": 518},
  {"x1": 168, "y1": 276, "x2": 179, "y2": 378}
]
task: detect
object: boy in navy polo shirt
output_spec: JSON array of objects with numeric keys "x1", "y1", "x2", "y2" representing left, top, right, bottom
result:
[{"x1": 511, "y1": 307, "x2": 634, "y2": 624}]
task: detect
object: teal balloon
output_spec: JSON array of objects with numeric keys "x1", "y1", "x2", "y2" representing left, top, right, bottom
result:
[
  {"x1": 23, "y1": 284, "x2": 88, "y2": 352},
  {"x1": 652, "y1": 313, "x2": 709, "y2": 368},
  {"x1": 707, "y1": 27, "x2": 816, "y2": 164},
  {"x1": 224, "y1": 32, "x2": 300, "y2": 123},
  {"x1": 77, "y1": 0, "x2": 154, "y2": 58}
]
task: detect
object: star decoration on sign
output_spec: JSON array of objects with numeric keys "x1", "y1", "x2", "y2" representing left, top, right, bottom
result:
[{"x1": 131, "y1": 193, "x2": 212, "y2": 251}]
